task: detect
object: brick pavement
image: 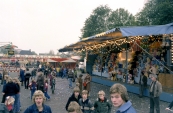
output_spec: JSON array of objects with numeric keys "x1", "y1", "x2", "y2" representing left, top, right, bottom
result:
[{"x1": 0, "y1": 72, "x2": 171, "y2": 113}]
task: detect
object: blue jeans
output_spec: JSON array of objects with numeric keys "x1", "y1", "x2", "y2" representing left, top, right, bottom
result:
[
  {"x1": 31, "y1": 90, "x2": 35, "y2": 100},
  {"x1": 14, "y1": 94, "x2": 20, "y2": 113},
  {"x1": 44, "y1": 92, "x2": 50, "y2": 99},
  {"x1": 62, "y1": 73, "x2": 66, "y2": 79},
  {"x1": 68, "y1": 78, "x2": 73, "y2": 87}
]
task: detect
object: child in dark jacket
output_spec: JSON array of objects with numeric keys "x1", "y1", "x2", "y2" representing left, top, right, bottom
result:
[
  {"x1": 65, "y1": 87, "x2": 82, "y2": 111},
  {"x1": 28, "y1": 79, "x2": 37, "y2": 100},
  {"x1": 78, "y1": 90, "x2": 94, "y2": 113},
  {"x1": 44, "y1": 79, "x2": 50, "y2": 100},
  {"x1": 94, "y1": 90, "x2": 112, "y2": 113}
]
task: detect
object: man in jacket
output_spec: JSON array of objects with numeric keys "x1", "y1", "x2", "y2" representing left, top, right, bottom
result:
[
  {"x1": 24, "y1": 68, "x2": 31, "y2": 89},
  {"x1": 149, "y1": 74, "x2": 162, "y2": 113},
  {"x1": 139, "y1": 69, "x2": 148, "y2": 98}
]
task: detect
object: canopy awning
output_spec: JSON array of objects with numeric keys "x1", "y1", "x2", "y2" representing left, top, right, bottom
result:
[
  {"x1": 59, "y1": 23, "x2": 173, "y2": 52},
  {"x1": 47, "y1": 59, "x2": 57, "y2": 62},
  {"x1": 61, "y1": 58, "x2": 76, "y2": 63}
]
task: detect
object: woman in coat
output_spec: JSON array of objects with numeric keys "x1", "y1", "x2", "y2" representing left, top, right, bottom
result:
[
  {"x1": 84, "y1": 73, "x2": 91, "y2": 95},
  {"x1": 77, "y1": 74, "x2": 83, "y2": 94}
]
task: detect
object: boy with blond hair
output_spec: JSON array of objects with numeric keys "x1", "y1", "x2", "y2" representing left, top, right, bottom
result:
[
  {"x1": 110, "y1": 83, "x2": 136, "y2": 113},
  {"x1": 78, "y1": 90, "x2": 94, "y2": 113},
  {"x1": 94, "y1": 90, "x2": 112, "y2": 113}
]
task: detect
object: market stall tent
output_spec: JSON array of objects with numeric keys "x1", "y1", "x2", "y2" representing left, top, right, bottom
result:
[{"x1": 59, "y1": 22, "x2": 173, "y2": 52}]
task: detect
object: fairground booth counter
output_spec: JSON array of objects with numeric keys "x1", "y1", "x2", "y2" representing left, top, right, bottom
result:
[{"x1": 59, "y1": 23, "x2": 173, "y2": 102}]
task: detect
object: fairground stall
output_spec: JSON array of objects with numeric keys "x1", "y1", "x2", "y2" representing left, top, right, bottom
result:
[{"x1": 59, "y1": 23, "x2": 173, "y2": 102}]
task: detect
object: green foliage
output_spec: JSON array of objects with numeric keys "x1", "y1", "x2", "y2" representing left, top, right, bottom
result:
[
  {"x1": 81, "y1": 1, "x2": 173, "y2": 38},
  {"x1": 81, "y1": 5, "x2": 111, "y2": 38},
  {"x1": 136, "y1": 0, "x2": 173, "y2": 25},
  {"x1": 81, "y1": 5, "x2": 136, "y2": 38},
  {"x1": 108, "y1": 8, "x2": 136, "y2": 29}
]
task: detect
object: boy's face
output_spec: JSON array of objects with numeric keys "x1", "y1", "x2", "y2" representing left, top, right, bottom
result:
[
  {"x1": 82, "y1": 93, "x2": 87, "y2": 100},
  {"x1": 110, "y1": 93, "x2": 125, "y2": 107},
  {"x1": 99, "y1": 94, "x2": 104, "y2": 100},
  {"x1": 74, "y1": 92, "x2": 79, "y2": 97},
  {"x1": 35, "y1": 96, "x2": 44, "y2": 107}
]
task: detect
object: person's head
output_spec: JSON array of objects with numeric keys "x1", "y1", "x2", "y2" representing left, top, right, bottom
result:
[
  {"x1": 82, "y1": 90, "x2": 88, "y2": 100},
  {"x1": 73, "y1": 87, "x2": 80, "y2": 97},
  {"x1": 68, "y1": 101, "x2": 82, "y2": 113},
  {"x1": 98, "y1": 90, "x2": 105, "y2": 100},
  {"x1": 150, "y1": 74, "x2": 157, "y2": 81},
  {"x1": 31, "y1": 79, "x2": 36, "y2": 83},
  {"x1": 4, "y1": 75, "x2": 9, "y2": 80},
  {"x1": 45, "y1": 79, "x2": 48, "y2": 83},
  {"x1": 6, "y1": 77, "x2": 13, "y2": 83},
  {"x1": 76, "y1": 83, "x2": 79, "y2": 87},
  {"x1": 110, "y1": 83, "x2": 129, "y2": 107},
  {"x1": 79, "y1": 74, "x2": 83, "y2": 78},
  {"x1": 13, "y1": 77, "x2": 21, "y2": 85},
  {"x1": 32, "y1": 90, "x2": 46, "y2": 107}
]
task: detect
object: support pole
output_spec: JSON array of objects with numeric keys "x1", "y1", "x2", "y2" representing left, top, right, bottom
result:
[
  {"x1": 125, "y1": 37, "x2": 128, "y2": 83},
  {"x1": 101, "y1": 47, "x2": 103, "y2": 78}
]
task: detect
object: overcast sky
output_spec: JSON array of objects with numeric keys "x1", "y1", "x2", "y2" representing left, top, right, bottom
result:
[{"x1": 0, "y1": 0, "x2": 145, "y2": 54}]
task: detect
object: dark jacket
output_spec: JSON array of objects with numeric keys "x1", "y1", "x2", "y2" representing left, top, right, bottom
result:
[
  {"x1": 3, "y1": 82, "x2": 19, "y2": 96},
  {"x1": 139, "y1": 74, "x2": 147, "y2": 87},
  {"x1": 79, "y1": 98, "x2": 94, "y2": 113},
  {"x1": 65, "y1": 93, "x2": 82, "y2": 110},
  {"x1": 25, "y1": 71, "x2": 31, "y2": 79},
  {"x1": 94, "y1": 97, "x2": 112, "y2": 113},
  {"x1": 24, "y1": 104, "x2": 52, "y2": 113},
  {"x1": 116, "y1": 101, "x2": 136, "y2": 113},
  {"x1": 20, "y1": 69, "x2": 25, "y2": 81}
]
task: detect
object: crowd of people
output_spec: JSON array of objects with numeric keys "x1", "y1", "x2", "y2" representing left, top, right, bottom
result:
[{"x1": 0, "y1": 65, "x2": 173, "y2": 113}]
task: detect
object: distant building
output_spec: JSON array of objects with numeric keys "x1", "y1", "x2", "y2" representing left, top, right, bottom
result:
[{"x1": 19, "y1": 49, "x2": 37, "y2": 55}]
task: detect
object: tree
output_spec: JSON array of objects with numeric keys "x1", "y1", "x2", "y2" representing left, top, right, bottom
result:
[
  {"x1": 108, "y1": 8, "x2": 136, "y2": 29},
  {"x1": 81, "y1": 5, "x2": 112, "y2": 38},
  {"x1": 136, "y1": 0, "x2": 173, "y2": 25},
  {"x1": 81, "y1": 6, "x2": 137, "y2": 39}
]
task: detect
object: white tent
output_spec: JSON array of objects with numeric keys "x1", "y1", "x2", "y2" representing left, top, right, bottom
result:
[{"x1": 61, "y1": 58, "x2": 76, "y2": 63}]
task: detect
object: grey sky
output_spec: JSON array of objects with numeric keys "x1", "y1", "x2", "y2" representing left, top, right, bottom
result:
[{"x1": 0, "y1": 0, "x2": 145, "y2": 54}]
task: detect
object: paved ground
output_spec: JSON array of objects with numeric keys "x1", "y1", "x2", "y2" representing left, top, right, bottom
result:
[{"x1": 0, "y1": 72, "x2": 172, "y2": 113}]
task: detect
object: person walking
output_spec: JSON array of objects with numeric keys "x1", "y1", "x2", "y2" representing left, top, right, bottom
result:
[
  {"x1": 51, "y1": 76, "x2": 56, "y2": 94},
  {"x1": 24, "y1": 68, "x2": 31, "y2": 89},
  {"x1": 78, "y1": 90, "x2": 94, "y2": 113},
  {"x1": 77, "y1": 74, "x2": 83, "y2": 95},
  {"x1": 44, "y1": 79, "x2": 50, "y2": 100},
  {"x1": 149, "y1": 74, "x2": 162, "y2": 113},
  {"x1": 65, "y1": 87, "x2": 82, "y2": 111},
  {"x1": 94, "y1": 90, "x2": 112, "y2": 113},
  {"x1": 24, "y1": 90, "x2": 52, "y2": 113},
  {"x1": 36, "y1": 73, "x2": 44, "y2": 93},
  {"x1": 29, "y1": 79, "x2": 37, "y2": 100},
  {"x1": 19, "y1": 67, "x2": 25, "y2": 86},
  {"x1": 13, "y1": 78, "x2": 21, "y2": 113},
  {"x1": 84, "y1": 73, "x2": 91, "y2": 96},
  {"x1": 139, "y1": 69, "x2": 148, "y2": 98},
  {"x1": 68, "y1": 69, "x2": 74, "y2": 88}
]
